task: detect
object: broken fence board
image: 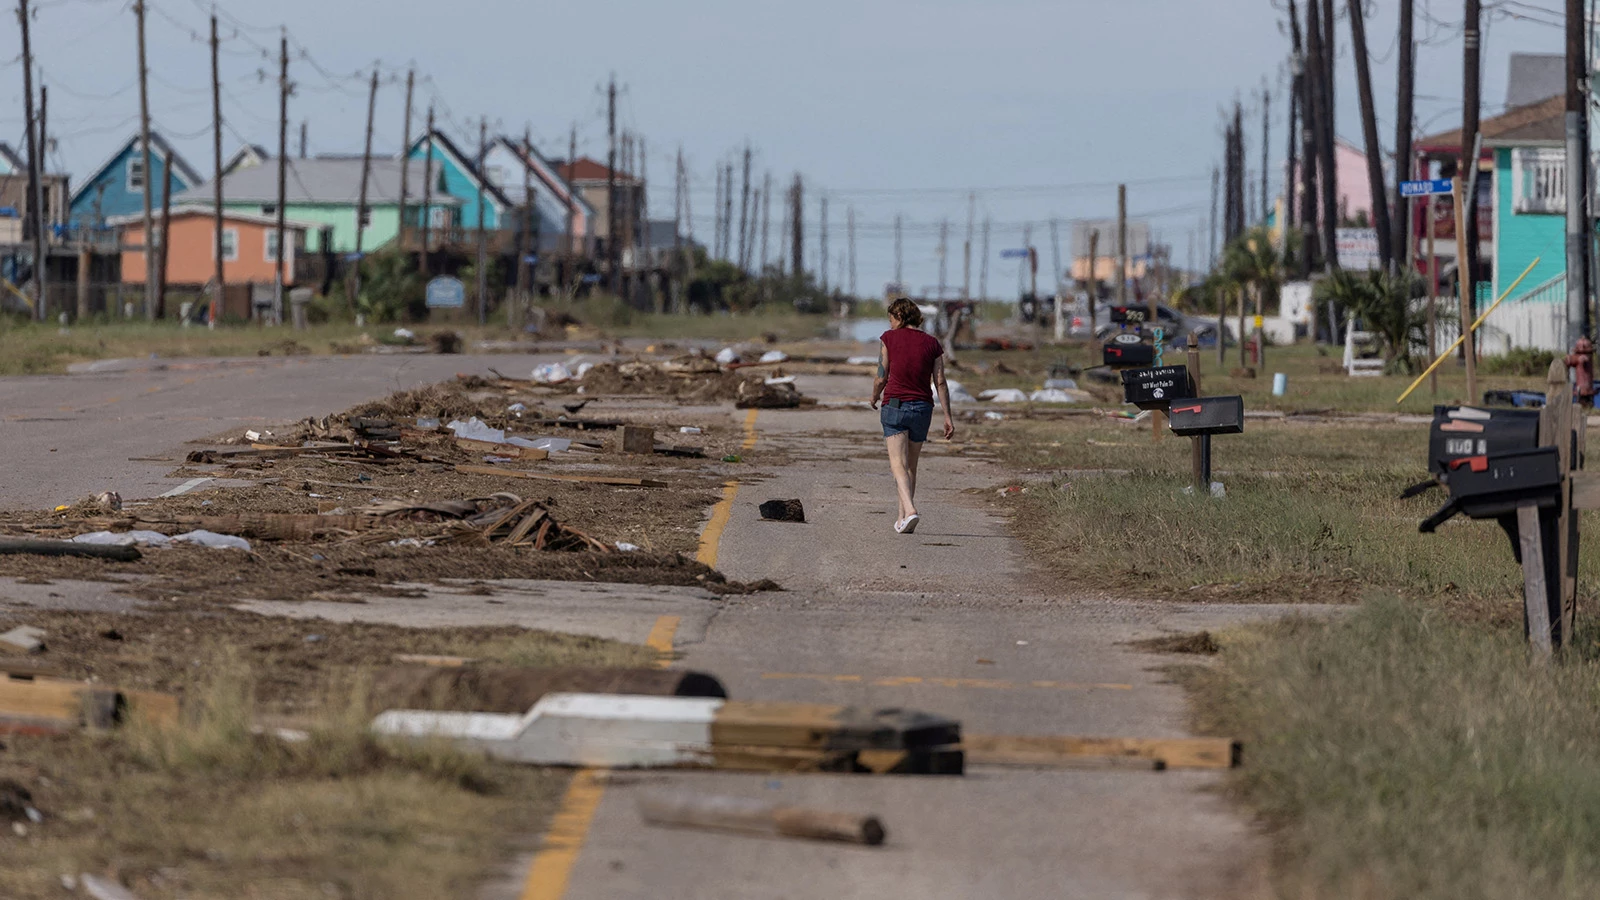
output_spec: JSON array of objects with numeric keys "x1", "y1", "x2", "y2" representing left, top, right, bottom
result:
[
  {"x1": 961, "y1": 734, "x2": 1240, "y2": 769},
  {"x1": 454, "y1": 464, "x2": 667, "y2": 488},
  {"x1": 453, "y1": 438, "x2": 550, "y2": 460}
]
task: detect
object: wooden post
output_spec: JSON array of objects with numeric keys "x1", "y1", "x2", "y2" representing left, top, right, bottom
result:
[
  {"x1": 210, "y1": 14, "x2": 223, "y2": 330},
  {"x1": 1540, "y1": 358, "x2": 1580, "y2": 647},
  {"x1": 76, "y1": 245, "x2": 89, "y2": 321},
  {"x1": 1454, "y1": 174, "x2": 1477, "y2": 400},
  {"x1": 1517, "y1": 502, "x2": 1554, "y2": 659},
  {"x1": 1187, "y1": 333, "x2": 1206, "y2": 490},
  {"x1": 1427, "y1": 192, "x2": 1438, "y2": 395}
]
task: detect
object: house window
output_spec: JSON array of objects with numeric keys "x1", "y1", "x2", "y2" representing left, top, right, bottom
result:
[
  {"x1": 127, "y1": 157, "x2": 145, "y2": 191},
  {"x1": 487, "y1": 165, "x2": 508, "y2": 188},
  {"x1": 216, "y1": 228, "x2": 238, "y2": 262},
  {"x1": 359, "y1": 209, "x2": 372, "y2": 228},
  {"x1": 265, "y1": 231, "x2": 280, "y2": 262},
  {"x1": 1513, "y1": 148, "x2": 1566, "y2": 215},
  {"x1": 261, "y1": 205, "x2": 277, "y2": 216}
]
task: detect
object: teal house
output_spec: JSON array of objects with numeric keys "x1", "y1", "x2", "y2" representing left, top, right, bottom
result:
[
  {"x1": 1487, "y1": 99, "x2": 1591, "y2": 352},
  {"x1": 68, "y1": 132, "x2": 202, "y2": 228},
  {"x1": 404, "y1": 130, "x2": 511, "y2": 232}
]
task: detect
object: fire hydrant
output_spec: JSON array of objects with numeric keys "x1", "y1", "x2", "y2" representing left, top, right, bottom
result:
[{"x1": 1568, "y1": 337, "x2": 1596, "y2": 407}]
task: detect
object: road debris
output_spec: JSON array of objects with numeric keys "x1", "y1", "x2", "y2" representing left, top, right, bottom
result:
[
  {"x1": 759, "y1": 499, "x2": 806, "y2": 523},
  {"x1": 0, "y1": 537, "x2": 140, "y2": 562},
  {"x1": 0, "y1": 626, "x2": 46, "y2": 654},
  {"x1": 638, "y1": 793, "x2": 886, "y2": 846}
]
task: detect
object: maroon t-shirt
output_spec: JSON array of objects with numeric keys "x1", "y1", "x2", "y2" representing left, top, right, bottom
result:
[{"x1": 881, "y1": 328, "x2": 944, "y2": 403}]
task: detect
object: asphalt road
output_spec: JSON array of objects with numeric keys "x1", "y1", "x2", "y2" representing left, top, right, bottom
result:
[{"x1": 0, "y1": 354, "x2": 1319, "y2": 898}]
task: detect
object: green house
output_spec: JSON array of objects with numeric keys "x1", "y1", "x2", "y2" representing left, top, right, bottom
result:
[{"x1": 173, "y1": 157, "x2": 460, "y2": 254}]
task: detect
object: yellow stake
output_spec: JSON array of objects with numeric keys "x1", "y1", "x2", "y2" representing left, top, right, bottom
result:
[{"x1": 1396, "y1": 257, "x2": 1541, "y2": 405}]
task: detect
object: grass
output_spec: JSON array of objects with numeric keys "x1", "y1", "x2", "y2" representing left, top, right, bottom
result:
[
  {"x1": 0, "y1": 626, "x2": 652, "y2": 899},
  {"x1": 994, "y1": 416, "x2": 1599, "y2": 618},
  {"x1": 1183, "y1": 596, "x2": 1600, "y2": 900}
]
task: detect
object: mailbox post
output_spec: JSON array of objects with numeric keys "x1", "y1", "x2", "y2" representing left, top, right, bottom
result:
[{"x1": 1186, "y1": 334, "x2": 1208, "y2": 491}]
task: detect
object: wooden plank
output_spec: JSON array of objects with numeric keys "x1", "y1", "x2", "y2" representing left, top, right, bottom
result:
[
  {"x1": 1542, "y1": 359, "x2": 1577, "y2": 649},
  {"x1": 1517, "y1": 503, "x2": 1554, "y2": 658},
  {"x1": 962, "y1": 734, "x2": 1240, "y2": 769},
  {"x1": 0, "y1": 658, "x2": 61, "y2": 679},
  {"x1": 454, "y1": 464, "x2": 666, "y2": 488},
  {"x1": 1570, "y1": 407, "x2": 1588, "y2": 641},
  {"x1": 0, "y1": 676, "x2": 122, "y2": 728},
  {"x1": 1571, "y1": 471, "x2": 1600, "y2": 511},
  {"x1": 454, "y1": 438, "x2": 550, "y2": 461},
  {"x1": 392, "y1": 654, "x2": 477, "y2": 667},
  {"x1": 710, "y1": 701, "x2": 849, "y2": 750},
  {"x1": 124, "y1": 689, "x2": 180, "y2": 727},
  {"x1": 964, "y1": 748, "x2": 1166, "y2": 771}
]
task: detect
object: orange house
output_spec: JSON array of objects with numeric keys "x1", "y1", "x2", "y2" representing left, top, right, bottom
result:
[{"x1": 112, "y1": 206, "x2": 313, "y2": 285}]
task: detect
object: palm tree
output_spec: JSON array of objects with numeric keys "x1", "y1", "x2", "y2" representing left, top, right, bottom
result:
[
  {"x1": 1315, "y1": 269, "x2": 1430, "y2": 371},
  {"x1": 1218, "y1": 226, "x2": 1285, "y2": 366}
]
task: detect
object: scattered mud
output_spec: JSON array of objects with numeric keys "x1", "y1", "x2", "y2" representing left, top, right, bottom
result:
[{"x1": 1130, "y1": 631, "x2": 1221, "y2": 655}]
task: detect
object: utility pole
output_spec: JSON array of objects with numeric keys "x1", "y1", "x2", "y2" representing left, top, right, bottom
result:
[
  {"x1": 476, "y1": 117, "x2": 488, "y2": 326},
  {"x1": 760, "y1": 172, "x2": 771, "y2": 274},
  {"x1": 1086, "y1": 229, "x2": 1100, "y2": 355},
  {"x1": 274, "y1": 32, "x2": 288, "y2": 323},
  {"x1": 1296, "y1": 0, "x2": 1321, "y2": 273},
  {"x1": 790, "y1": 174, "x2": 803, "y2": 283},
  {"x1": 419, "y1": 107, "x2": 433, "y2": 276},
  {"x1": 979, "y1": 217, "x2": 990, "y2": 301},
  {"x1": 607, "y1": 75, "x2": 619, "y2": 294},
  {"x1": 738, "y1": 143, "x2": 751, "y2": 271},
  {"x1": 156, "y1": 161, "x2": 171, "y2": 318},
  {"x1": 894, "y1": 214, "x2": 903, "y2": 287},
  {"x1": 1566, "y1": 0, "x2": 1589, "y2": 342},
  {"x1": 350, "y1": 66, "x2": 377, "y2": 309},
  {"x1": 398, "y1": 68, "x2": 414, "y2": 256},
  {"x1": 1287, "y1": 0, "x2": 1303, "y2": 236},
  {"x1": 1461, "y1": 0, "x2": 1481, "y2": 365},
  {"x1": 1348, "y1": 0, "x2": 1393, "y2": 270},
  {"x1": 1317, "y1": 0, "x2": 1340, "y2": 269},
  {"x1": 1116, "y1": 184, "x2": 1128, "y2": 307},
  {"x1": 722, "y1": 162, "x2": 734, "y2": 266},
  {"x1": 565, "y1": 125, "x2": 576, "y2": 278},
  {"x1": 847, "y1": 206, "x2": 857, "y2": 297},
  {"x1": 820, "y1": 193, "x2": 829, "y2": 293},
  {"x1": 712, "y1": 164, "x2": 723, "y2": 259},
  {"x1": 1260, "y1": 86, "x2": 1270, "y2": 224},
  {"x1": 134, "y1": 0, "x2": 155, "y2": 319},
  {"x1": 641, "y1": 136, "x2": 653, "y2": 311},
  {"x1": 937, "y1": 218, "x2": 948, "y2": 297},
  {"x1": 299, "y1": 120, "x2": 306, "y2": 158},
  {"x1": 516, "y1": 127, "x2": 532, "y2": 300},
  {"x1": 964, "y1": 191, "x2": 975, "y2": 300},
  {"x1": 33, "y1": 71, "x2": 49, "y2": 321},
  {"x1": 1209, "y1": 165, "x2": 1219, "y2": 267},
  {"x1": 1049, "y1": 218, "x2": 1063, "y2": 299},
  {"x1": 1393, "y1": 0, "x2": 1415, "y2": 274},
  {"x1": 210, "y1": 13, "x2": 223, "y2": 329}
]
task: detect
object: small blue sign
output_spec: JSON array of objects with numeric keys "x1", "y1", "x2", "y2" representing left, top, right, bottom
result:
[
  {"x1": 425, "y1": 276, "x2": 466, "y2": 309},
  {"x1": 1400, "y1": 178, "x2": 1453, "y2": 198},
  {"x1": 999, "y1": 249, "x2": 1031, "y2": 259}
]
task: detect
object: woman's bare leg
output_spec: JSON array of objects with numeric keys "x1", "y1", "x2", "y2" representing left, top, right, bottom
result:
[
  {"x1": 906, "y1": 439, "x2": 924, "y2": 507},
  {"x1": 886, "y1": 433, "x2": 917, "y2": 521}
]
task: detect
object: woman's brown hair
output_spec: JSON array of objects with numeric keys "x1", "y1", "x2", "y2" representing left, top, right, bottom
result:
[{"x1": 887, "y1": 297, "x2": 923, "y2": 328}]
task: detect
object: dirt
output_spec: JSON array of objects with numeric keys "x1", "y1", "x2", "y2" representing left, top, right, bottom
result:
[{"x1": 1130, "y1": 631, "x2": 1222, "y2": 655}]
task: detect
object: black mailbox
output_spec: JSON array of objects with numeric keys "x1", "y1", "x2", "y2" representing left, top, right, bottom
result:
[
  {"x1": 1109, "y1": 306, "x2": 1148, "y2": 326},
  {"x1": 1103, "y1": 334, "x2": 1154, "y2": 368},
  {"x1": 1427, "y1": 406, "x2": 1541, "y2": 475},
  {"x1": 1443, "y1": 446, "x2": 1562, "y2": 519},
  {"x1": 1168, "y1": 396, "x2": 1244, "y2": 436},
  {"x1": 1121, "y1": 365, "x2": 1194, "y2": 410}
]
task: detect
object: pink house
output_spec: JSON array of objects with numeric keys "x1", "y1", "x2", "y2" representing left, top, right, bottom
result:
[{"x1": 1287, "y1": 137, "x2": 1375, "y2": 227}]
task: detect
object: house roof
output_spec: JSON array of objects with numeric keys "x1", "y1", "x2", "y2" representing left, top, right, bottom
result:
[
  {"x1": 1506, "y1": 53, "x2": 1565, "y2": 110},
  {"x1": 1418, "y1": 94, "x2": 1565, "y2": 150},
  {"x1": 403, "y1": 129, "x2": 514, "y2": 212},
  {"x1": 222, "y1": 144, "x2": 270, "y2": 174},
  {"x1": 555, "y1": 157, "x2": 636, "y2": 185},
  {"x1": 491, "y1": 137, "x2": 597, "y2": 217},
  {"x1": 172, "y1": 157, "x2": 460, "y2": 206},
  {"x1": 106, "y1": 204, "x2": 320, "y2": 230},
  {"x1": 69, "y1": 132, "x2": 204, "y2": 207}
]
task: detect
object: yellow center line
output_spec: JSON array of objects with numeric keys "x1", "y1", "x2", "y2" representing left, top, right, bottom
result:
[
  {"x1": 740, "y1": 408, "x2": 759, "y2": 450},
  {"x1": 518, "y1": 768, "x2": 606, "y2": 900},
  {"x1": 761, "y1": 672, "x2": 1134, "y2": 691},
  {"x1": 646, "y1": 614, "x2": 680, "y2": 669}
]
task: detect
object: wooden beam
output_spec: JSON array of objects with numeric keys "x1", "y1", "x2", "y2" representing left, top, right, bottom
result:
[
  {"x1": 962, "y1": 734, "x2": 1240, "y2": 769},
  {"x1": 1517, "y1": 503, "x2": 1555, "y2": 658},
  {"x1": 453, "y1": 438, "x2": 549, "y2": 460},
  {"x1": 454, "y1": 464, "x2": 667, "y2": 488}
]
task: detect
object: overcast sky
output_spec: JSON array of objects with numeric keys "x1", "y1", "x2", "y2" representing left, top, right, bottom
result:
[{"x1": 0, "y1": 0, "x2": 1572, "y2": 298}]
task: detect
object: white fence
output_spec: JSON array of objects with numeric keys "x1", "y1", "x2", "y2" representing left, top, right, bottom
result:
[{"x1": 1424, "y1": 273, "x2": 1569, "y2": 356}]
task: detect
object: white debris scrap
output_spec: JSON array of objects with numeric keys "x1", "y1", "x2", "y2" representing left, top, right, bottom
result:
[
  {"x1": 759, "y1": 350, "x2": 789, "y2": 363},
  {"x1": 978, "y1": 388, "x2": 1029, "y2": 403},
  {"x1": 531, "y1": 362, "x2": 574, "y2": 383}
]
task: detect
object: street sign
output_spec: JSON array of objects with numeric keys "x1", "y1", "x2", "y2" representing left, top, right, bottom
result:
[
  {"x1": 1400, "y1": 178, "x2": 1453, "y2": 198},
  {"x1": 999, "y1": 249, "x2": 1031, "y2": 259},
  {"x1": 425, "y1": 276, "x2": 466, "y2": 309}
]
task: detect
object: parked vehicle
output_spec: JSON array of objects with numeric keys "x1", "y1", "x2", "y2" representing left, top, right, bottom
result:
[{"x1": 1091, "y1": 303, "x2": 1225, "y2": 344}]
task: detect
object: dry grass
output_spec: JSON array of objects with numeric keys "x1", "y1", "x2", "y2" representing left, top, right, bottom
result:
[
  {"x1": 1180, "y1": 596, "x2": 1600, "y2": 900},
  {"x1": 0, "y1": 625, "x2": 649, "y2": 898}
]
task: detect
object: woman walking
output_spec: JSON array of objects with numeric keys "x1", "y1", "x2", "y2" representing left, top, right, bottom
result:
[{"x1": 870, "y1": 298, "x2": 955, "y2": 534}]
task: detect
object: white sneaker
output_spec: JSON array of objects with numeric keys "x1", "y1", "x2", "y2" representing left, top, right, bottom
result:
[{"x1": 899, "y1": 514, "x2": 921, "y2": 534}]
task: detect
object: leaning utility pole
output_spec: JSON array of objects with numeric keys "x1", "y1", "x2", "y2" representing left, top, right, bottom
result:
[
  {"x1": 350, "y1": 66, "x2": 378, "y2": 308},
  {"x1": 712, "y1": 164, "x2": 723, "y2": 259},
  {"x1": 760, "y1": 172, "x2": 771, "y2": 274},
  {"x1": 1348, "y1": 0, "x2": 1393, "y2": 270},
  {"x1": 156, "y1": 162, "x2": 171, "y2": 318},
  {"x1": 476, "y1": 117, "x2": 488, "y2": 326},
  {"x1": 606, "y1": 75, "x2": 620, "y2": 294},
  {"x1": 299, "y1": 121, "x2": 307, "y2": 158},
  {"x1": 1287, "y1": 0, "x2": 1303, "y2": 235},
  {"x1": 1116, "y1": 184, "x2": 1128, "y2": 306},
  {"x1": 210, "y1": 14, "x2": 224, "y2": 328},
  {"x1": 19, "y1": 0, "x2": 43, "y2": 319},
  {"x1": 274, "y1": 32, "x2": 288, "y2": 322},
  {"x1": 565, "y1": 125, "x2": 576, "y2": 274},
  {"x1": 1209, "y1": 165, "x2": 1220, "y2": 267},
  {"x1": 1566, "y1": 0, "x2": 1590, "y2": 341},
  {"x1": 1296, "y1": 0, "x2": 1321, "y2": 272},
  {"x1": 1461, "y1": 0, "x2": 1481, "y2": 344},
  {"x1": 398, "y1": 68, "x2": 414, "y2": 254},
  {"x1": 1392, "y1": 0, "x2": 1415, "y2": 274},
  {"x1": 722, "y1": 162, "x2": 734, "y2": 265},
  {"x1": 134, "y1": 0, "x2": 156, "y2": 319},
  {"x1": 1260, "y1": 86, "x2": 1270, "y2": 224},
  {"x1": 1317, "y1": 0, "x2": 1340, "y2": 268},
  {"x1": 737, "y1": 143, "x2": 751, "y2": 271}
]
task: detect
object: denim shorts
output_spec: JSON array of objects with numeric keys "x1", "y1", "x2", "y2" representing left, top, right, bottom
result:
[{"x1": 881, "y1": 400, "x2": 934, "y2": 442}]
